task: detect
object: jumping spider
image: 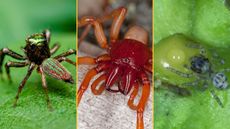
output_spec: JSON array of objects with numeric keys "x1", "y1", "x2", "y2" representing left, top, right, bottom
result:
[
  {"x1": 0, "y1": 29, "x2": 76, "y2": 109},
  {"x1": 166, "y1": 43, "x2": 229, "y2": 107}
]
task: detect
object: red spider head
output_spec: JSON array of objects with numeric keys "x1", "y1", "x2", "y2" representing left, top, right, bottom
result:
[{"x1": 104, "y1": 39, "x2": 151, "y2": 95}]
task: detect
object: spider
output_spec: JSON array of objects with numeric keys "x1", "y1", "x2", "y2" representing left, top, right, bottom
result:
[
  {"x1": 0, "y1": 30, "x2": 76, "y2": 109},
  {"x1": 77, "y1": 7, "x2": 152, "y2": 129},
  {"x1": 166, "y1": 43, "x2": 230, "y2": 107}
]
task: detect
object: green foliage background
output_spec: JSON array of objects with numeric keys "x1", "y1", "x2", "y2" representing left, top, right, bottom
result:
[
  {"x1": 0, "y1": 1, "x2": 76, "y2": 129},
  {"x1": 154, "y1": 0, "x2": 230, "y2": 129}
]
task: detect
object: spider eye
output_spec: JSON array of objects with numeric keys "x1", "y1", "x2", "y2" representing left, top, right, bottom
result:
[{"x1": 122, "y1": 58, "x2": 130, "y2": 63}]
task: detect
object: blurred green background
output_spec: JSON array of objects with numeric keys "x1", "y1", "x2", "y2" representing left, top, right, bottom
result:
[
  {"x1": 154, "y1": 0, "x2": 230, "y2": 129},
  {"x1": 0, "y1": 0, "x2": 76, "y2": 129}
]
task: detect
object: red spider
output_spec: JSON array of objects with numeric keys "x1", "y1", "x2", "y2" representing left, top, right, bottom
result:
[{"x1": 77, "y1": 7, "x2": 152, "y2": 129}]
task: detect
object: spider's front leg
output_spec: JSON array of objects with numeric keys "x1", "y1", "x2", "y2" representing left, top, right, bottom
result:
[
  {"x1": 54, "y1": 49, "x2": 76, "y2": 66},
  {"x1": 77, "y1": 63, "x2": 108, "y2": 106},
  {"x1": 5, "y1": 61, "x2": 28, "y2": 82},
  {"x1": 78, "y1": 7, "x2": 127, "y2": 48},
  {"x1": 0, "y1": 48, "x2": 26, "y2": 73},
  {"x1": 14, "y1": 63, "x2": 35, "y2": 107},
  {"x1": 50, "y1": 43, "x2": 60, "y2": 55}
]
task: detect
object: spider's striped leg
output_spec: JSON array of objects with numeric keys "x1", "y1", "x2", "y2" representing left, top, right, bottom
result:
[
  {"x1": 13, "y1": 63, "x2": 35, "y2": 107},
  {"x1": 91, "y1": 74, "x2": 106, "y2": 95},
  {"x1": 50, "y1": 43, "x2": 60, "y2": 55},
  {"x1": 166, "y1": 66, "x2": 193, "y2": 78},
  {"x1": 5, "y1": 61, "x2": 28, "y2": 82},
  {"x1": 136, "y1": 72, "x2": 150, "y2": 129},
  {"x1": 0, "y1": 48, "x2": 26, "y2": 73},
  {"x1": 210, "y1": 89, "x2": 224, "y2": 108},
  {"x1": 39, "y1": 67, "x2": 53, "y2": 110}
]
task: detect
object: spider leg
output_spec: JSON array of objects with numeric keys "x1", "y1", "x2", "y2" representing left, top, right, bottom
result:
[
  {"x1": 181, "y1": 79, "x2": 199, "y2": 87},
  {"x1": 210, "y1": 89, "x2": 224, "y2": 108},
  {"x1": 77, "y1": 63, "x2": 108, "y2": 106},
  {"x1": 166, "y1": 66, "x2": 193, "y2": 78},
  {"x1": 136, "y1": 73, "x2": 151, "y2": 129},
  {"x1": 54, "y1": 49, "x2": 76, "y2": 59},
  {"x1": 56, "y1": 57, "x2": 76, "y2": 66},
  {"x1": 78, "y1": 16, "x2": 108, "y2": 48},
  {"x1": 13, "y1": 63, "x2": 35, "y2": 107},
  {"x1": 91, "y1": 74, "x2": 106, "y2": 95},
  {"x1": 5, "y1": 61, "x2": 28, "y2": 82},
  {"x1": 99, "y1": 7, "x2": 127, "y2": 42},
  {"x1": 39, "y1": 67, "x2": 53, "y2": 110},
  {"x1": 42, "y1": 29, "x2": 51, "y2": 43},
  {"x1": 77, "y1": 68, "x2": 98, "y2": 106},
  {"x1": 0, "y1": 48, "x2": 26, "y2": 73},
  {"x1": 78, "y1": 7, "x2": 127, "y2": 47},
  {"x1": 78, "y1": 24, "x2": 92, "y2": 46},
  {"x1": 50, "y1": 43, "x2": 60, "y2": 55},
  {"x1": 78, "y1": 54, "x2": 110, "y2": 65},
  {"x1": 127, "y1": 82, "x2": 139, "y2": 110}
]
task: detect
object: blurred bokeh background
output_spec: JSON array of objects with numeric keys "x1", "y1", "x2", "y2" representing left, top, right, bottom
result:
[
  {"x1": 0, "y1": 1, "x2": 76, "y2": 129},
  {"x1": 0, "y1": 0, "x2": 75, "y2": 44}
]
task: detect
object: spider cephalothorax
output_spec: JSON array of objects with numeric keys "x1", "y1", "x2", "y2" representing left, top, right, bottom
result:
[
  {"x1": 105, "y1": 39, "x2": 151, "y2": 94},
  {"x1": 190, "y1": 54, "x2": 211, "y2": 74},
  {"x1": 78, "y1": 7, "x2": 152, "y2": 129},
  {"x1": 0, "y1": 29, "x2": 76, "y2": 109}
]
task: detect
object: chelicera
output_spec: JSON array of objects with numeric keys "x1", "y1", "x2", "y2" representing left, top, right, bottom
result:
[
  {"x1": 77, "y1": 7, "x2": 152, "y2": 129},
  {"x1": 0, "y1": 30, "x2": 76, "y2": 109},
  {"x1": 166, "y1": 42, "x2": 229, "y2": 107}
]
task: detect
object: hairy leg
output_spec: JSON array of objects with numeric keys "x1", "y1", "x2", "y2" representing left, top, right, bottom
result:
[
  {"x1": 56, "y1": 57, "x2": 76, "y2": 66},
  {"x1": 5, "y1": 61, "x2": 28, "y2": 82},
  {"x1": 54, "y1": 49, "x2": 76, "y2": 59},
  {"x1": 39, "y1": 67, "x2": 53, "y2": 110},
  {"x1": 50, "y1": 43, "x2": 60, "y2": 55},
  {"x1": 0, "y1": 48, "x2": 26, "y2": 73},
  {"x1": 13, "y1": 63, "x2": 35, "y2": 107}
]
